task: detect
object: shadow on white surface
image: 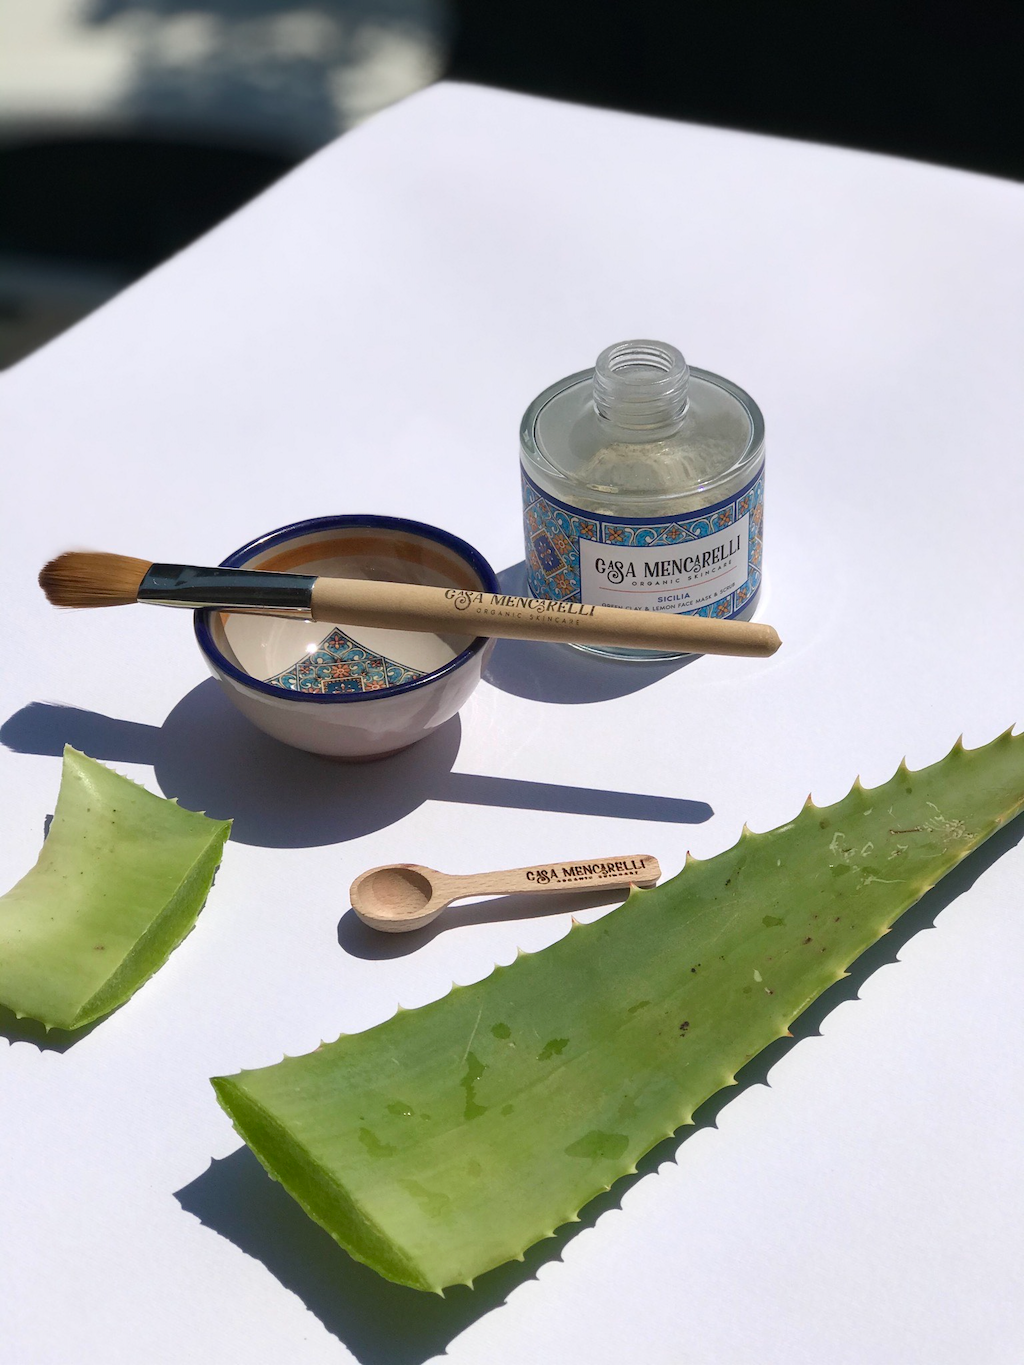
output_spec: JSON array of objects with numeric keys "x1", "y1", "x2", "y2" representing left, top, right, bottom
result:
[
  {"x1": 176, "y1": 1142, "x2": 530, "y2": 1365},
  {"x1": 483, "y1": 562, "x2": 696, "y2": 703},
  {"x1": 1, "y1": 684, "x2": 714, "y2": 847},
  {"x1": 338, "y1": 885, "x2": 635, "y2": 959},
  {"x1": 0, "y1": 1002, "x2": 104, "y2": 1053},
  {"x1": 173, "y1": 812, "x2": 1024, "y2": 1360}
]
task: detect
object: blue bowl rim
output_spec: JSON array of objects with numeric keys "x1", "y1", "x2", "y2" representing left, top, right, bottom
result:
[{"x1": 194, "y1": 514, "x2": 500, "y2": 705}]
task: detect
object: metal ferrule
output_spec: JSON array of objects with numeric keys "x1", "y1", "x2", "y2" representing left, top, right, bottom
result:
[{"x1": 138, "y1": 564, "x2": 317, "y2": 618}]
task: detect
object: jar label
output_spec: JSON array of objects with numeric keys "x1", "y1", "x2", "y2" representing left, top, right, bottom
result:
[{"x1": 522, "y1": 465, "x2": 763, "y2": 618}]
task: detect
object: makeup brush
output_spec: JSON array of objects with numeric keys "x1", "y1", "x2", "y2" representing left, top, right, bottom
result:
[{"x1": 39, "y1": 551, "x2": 781, "y2": 658}]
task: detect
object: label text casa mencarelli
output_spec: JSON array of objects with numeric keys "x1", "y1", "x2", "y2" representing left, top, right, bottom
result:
[
  {"x1": 578, "y1": 512, "x2": 750, "y2": 613},
  {"x1": 592, "y1": 533, "x2": 743, "y2": 585},
  {"x1": 525, "y1": 858, "x2": 652, "y2": 885}
]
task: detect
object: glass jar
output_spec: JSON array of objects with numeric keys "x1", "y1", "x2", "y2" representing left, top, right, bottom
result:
[{"x1": 520, "y1": 339, "x2": 765, "y2": 660}]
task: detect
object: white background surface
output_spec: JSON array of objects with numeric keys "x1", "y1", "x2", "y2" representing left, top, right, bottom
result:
[{"x1": 2, "y1": 83, "x2": 1024, "y2": 1364}]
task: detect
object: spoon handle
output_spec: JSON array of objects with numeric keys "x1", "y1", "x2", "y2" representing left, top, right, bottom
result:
[{"x1": 449, "y1": 854, "x2": 661, "y2": 900}]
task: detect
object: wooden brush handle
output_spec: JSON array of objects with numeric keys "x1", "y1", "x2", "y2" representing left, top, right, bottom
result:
[
  {"x1": 444, "y1": 854, "x2": 661, "y2": 899},
  {"x1": 310, "y1": 578, "x2": 780, "y2": 658}
]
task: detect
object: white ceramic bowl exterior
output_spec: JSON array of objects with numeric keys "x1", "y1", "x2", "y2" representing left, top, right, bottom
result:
[{"x1": 194, "y1": 516, "x2": 498, "y2": 759}]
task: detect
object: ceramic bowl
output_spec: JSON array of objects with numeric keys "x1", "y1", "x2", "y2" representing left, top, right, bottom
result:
[{"x1": 195, "y1": 515, "x2": 499, "y2": 759}]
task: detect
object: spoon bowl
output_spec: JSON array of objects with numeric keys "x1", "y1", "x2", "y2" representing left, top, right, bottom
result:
[{"x1": 352, "y1": 865, "x2": 444, "y2": 930}]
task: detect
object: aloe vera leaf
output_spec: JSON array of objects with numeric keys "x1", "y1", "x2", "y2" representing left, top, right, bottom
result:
[
  {"x1": 0, "y1": 746, "x2": 231, "y2": 1031},
  {"x1": 213, "y1": 731, "x2": 1024, "y2": 1292}
]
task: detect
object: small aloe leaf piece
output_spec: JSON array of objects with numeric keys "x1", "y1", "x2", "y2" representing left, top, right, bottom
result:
[
  {"x1": 0, "y1": 746, "x2": 231, "y2": 1031},
  {"x1": 213, "y1": 730, "x2": 1024, "y2": 1292}
]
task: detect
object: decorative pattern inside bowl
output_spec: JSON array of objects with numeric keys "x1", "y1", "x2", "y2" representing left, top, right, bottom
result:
[{"x1": 265, "y1": 626, "x2": 424, "y2": 694}]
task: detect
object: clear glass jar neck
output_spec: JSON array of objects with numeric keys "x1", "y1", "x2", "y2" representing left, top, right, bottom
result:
[{"x1": 592, "y1": 339, "x2": 690, "y2": 438}]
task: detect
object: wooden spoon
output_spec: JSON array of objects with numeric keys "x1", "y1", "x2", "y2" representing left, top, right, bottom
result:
[{"x1": 350, "y1": 854, "x2": 662, "y2": 932}]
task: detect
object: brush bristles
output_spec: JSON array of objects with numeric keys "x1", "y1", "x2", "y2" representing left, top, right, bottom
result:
[{"x1": 39, "y1": 552, "x2": 153, "y2": 608}]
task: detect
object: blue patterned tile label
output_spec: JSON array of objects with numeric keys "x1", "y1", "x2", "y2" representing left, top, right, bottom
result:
[
  {"x1": 265, "y1": 627, "x2": 424, "y2": 693},
  {"x1": 522, "y1": 464, "x2": 763, "y2": 619}
]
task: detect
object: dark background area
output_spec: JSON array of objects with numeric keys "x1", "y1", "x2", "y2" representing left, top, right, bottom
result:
[
  {"x1": 2, "y1": 0, "x2": 1022, "y2": 366},
  {"x1": 450, "y1": 0, "x2": 1024, "y2": 183}
]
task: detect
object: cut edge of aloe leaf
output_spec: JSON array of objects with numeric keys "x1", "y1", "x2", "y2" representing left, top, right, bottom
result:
[
  {"x1": 211, "y1": 1075, "x2": 436, "y2": 1292},
  {"x1": 70, "y1": 826, "x2": 232, "y2": 1029}
]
